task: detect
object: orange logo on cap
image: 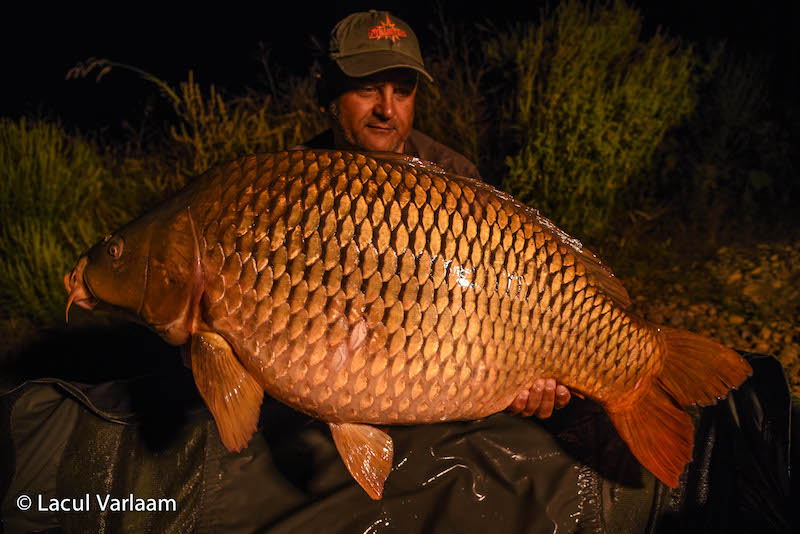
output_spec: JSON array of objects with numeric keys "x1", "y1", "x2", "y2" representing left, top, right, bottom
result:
[{"x1": 368, "y1": 14, "x2": 407, "y2": 43}]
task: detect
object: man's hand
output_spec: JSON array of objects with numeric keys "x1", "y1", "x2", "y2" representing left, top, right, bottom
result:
[{"x1": 507, "y1": 379, "x2": 571, "y2": 418}]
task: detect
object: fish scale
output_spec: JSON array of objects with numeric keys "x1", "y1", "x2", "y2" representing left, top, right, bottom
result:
[
  {"x1": 189, "y1": 150, "x2": 655, "y2": 423},
  {"x1": 65, "y1": 149, "x2": 751, "y2": 498}
]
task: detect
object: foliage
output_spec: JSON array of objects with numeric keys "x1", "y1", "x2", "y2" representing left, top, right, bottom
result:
[
  {"x1": 414, "y1": 12, "x2": 490, "y2": 178},
  {"x1": 1, "y1": 63, "x2": 327, "y2": 343},
  {"x1": 168, "y1": 71, "x2": 325, "y2": 177},
  {"x1": 0, "y1": 118, "x2": 153, "y2": 334},
  {"x1": 68, "y1": 58, "x2": 326, "y2": 183},
  {"x1": 494, "y1": 0, "x2": 696, "y2": 243},
  {"x1": 648, "y1": 45, "x2": 798, "y2": 244}
]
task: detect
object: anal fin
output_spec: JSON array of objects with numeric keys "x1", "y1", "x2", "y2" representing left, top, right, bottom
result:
[
  {"x1": 607, "y1": 328, "x2": 752, "y2": 487},
  {"x1": 329, "y1": 422, "x2": 394, "y2": 500},
  {"x1": 190, "y1": 331, "x2": 263, "y2": 452}
]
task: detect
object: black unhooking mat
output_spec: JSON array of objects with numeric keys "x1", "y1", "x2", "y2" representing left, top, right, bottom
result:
[{"x1": 0, "y1": 352, "x2": 793, "y2": 534}]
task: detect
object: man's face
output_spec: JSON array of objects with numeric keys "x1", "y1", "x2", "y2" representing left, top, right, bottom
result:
[{"x1": 330, "y1": 69, "x2": 418, "y2": 153}]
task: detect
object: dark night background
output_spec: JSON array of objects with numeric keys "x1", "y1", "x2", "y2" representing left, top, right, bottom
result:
[{"x1": 2, "y1": 1, "x2": 798, "y2": 139}]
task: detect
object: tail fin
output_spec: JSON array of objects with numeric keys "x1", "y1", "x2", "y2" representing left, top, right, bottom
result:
[
  {"x1": 659, "y1": 329, "x2": 753, "y2": 406},
  {"x1": 606, "y1": 328, "x2": 752, "y2": 487}
]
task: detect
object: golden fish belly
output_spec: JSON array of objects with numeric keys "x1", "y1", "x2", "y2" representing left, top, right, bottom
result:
[{"x1": 191, "y1": 150, "x2": 662, "y2": 424}]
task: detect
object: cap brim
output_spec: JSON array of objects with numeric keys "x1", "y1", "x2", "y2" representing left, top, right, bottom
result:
[{"x1": 334, "y1": 51, "x2": 434, "y2": 83}]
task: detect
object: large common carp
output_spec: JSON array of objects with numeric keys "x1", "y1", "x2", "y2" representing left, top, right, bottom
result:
[{"x1": 64, "y1": 150, "x2": 751, "y2": 499}]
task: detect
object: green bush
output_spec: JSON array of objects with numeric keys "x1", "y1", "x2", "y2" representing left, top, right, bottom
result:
[
  {"x1": 650, "y1": 45, "x2": 798, "y2": 243},
  {"x1": 67, "y1": 59, "x2": 326, "y2": 182},
  {"x1": 0, "y1": 119, "x2": 150, "y2": 335},
  {"x1": 495, "y1": 0, "x2": 696, "y2": 243},
  {"x1": 0, "y1": 65, "x2": 329, "y2": 343},
  {"x1": 168, "y1": 71, "x2": 325, "y2": 177}
]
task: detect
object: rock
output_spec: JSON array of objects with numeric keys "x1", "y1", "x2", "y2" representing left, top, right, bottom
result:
[
  {"x1": 779, "y1": 344, "x2": 799, "y2": 366},
  {"x1": 631, "y1": 240, "x2": 798, "y2": 396},
  {"x1": 755, "y1": 341, "x2": 772, "y2": 354},
  {"x1": 740, "y1": 327, "x2": 753, "y2": 342},
  {"x1": 742, "y1": 282, "x2": 765, "y2": 303},
  {"x1": 689, "y1": 304, "x2": 705, "y2": 314}
]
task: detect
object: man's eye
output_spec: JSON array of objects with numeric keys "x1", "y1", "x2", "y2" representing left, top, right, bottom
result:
[{"x1": 358, "y1": 86, "x2": 377, "y2": 95}]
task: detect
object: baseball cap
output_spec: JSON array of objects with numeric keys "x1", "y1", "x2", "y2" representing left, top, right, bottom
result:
[{"x1": 329, "y1": 10, "x2": 434, "y2": 82}]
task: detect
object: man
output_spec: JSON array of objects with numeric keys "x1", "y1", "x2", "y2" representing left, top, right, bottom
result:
[
  {"x1": 300, "y1": 10, "x2": 571, "y2": 418},
  {"x1": 301, "y1": 11, "x2": 479, "y2": 179},
  {"x1": 281, "y1": 15, "x2": 791, "y2": 531}
]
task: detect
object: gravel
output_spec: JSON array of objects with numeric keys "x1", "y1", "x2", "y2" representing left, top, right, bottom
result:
[{"x1": 624, "y1": 241, "x2": 800, "y2": 396}]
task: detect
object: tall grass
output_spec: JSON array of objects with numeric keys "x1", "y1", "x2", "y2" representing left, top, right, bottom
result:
[
  {"x1": 0, "y1": 119, "x2": 145, "y2": 334},
  {"x1": 1, "y1": 63, "x2": 327, "y2": 343},
  {"x1": 69, "y1": 58, "x2": 326, "y2": 183},
  {"x1": 495, "y1": 0, "x2": 696, "y2": 243},
  {"x1": 414, "y1": 11, "x2": 491, "y2": 177},
  {"x1": 168, "y1": 71, "x2": 325, "y2": 177}
]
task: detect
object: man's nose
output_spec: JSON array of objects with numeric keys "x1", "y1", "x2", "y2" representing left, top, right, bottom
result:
[{"x1": 374, "y1": 87, "x2": 395, "y2": 119}]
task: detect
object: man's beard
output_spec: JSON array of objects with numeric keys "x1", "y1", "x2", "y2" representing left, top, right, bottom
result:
[{"x1": 328, "y1": 101, "x2": 405, "y2": 153}]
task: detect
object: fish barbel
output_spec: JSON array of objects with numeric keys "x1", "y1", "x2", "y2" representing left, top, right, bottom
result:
[{"x1": 64, "y1": 150, "x2": 751, "y2": 498}]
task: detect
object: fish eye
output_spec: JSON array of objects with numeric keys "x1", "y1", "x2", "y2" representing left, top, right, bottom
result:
[{"x1": 107, "y1": 238, "x2": 124, "y2": 259}]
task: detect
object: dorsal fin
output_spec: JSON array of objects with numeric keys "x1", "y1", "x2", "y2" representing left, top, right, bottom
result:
[
  {"x1": 472, "y1": 181, "x2": 632, "y2": 308},
  {"x1": 570, "y1": 243, "x2": 631, "y2": 309},
  {"x1": 371, "y1": 151, "x2": 632, "y2": 309},
  {"x1": 527, "y1": 207, "x2": 631, "y2": 309},
  {"x1": 368, "y1": 151, "x2": 448, "y2": 175}
]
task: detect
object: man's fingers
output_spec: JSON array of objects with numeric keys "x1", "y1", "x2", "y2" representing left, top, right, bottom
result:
[
  {"x1": 554, "y1": 384, "x2": 571, "y2": 410},
  {"x1": 508, "y1": 389, "x2": 529, "y2": 415},
  {"x1": 521, "y1": 379, "x2": 545, "y2": 417},
  {"x1": 507, "y1": 379, "x2": 572, "y2": 417},
  {"x1": 534, "y1": 378, "x2": 556, "y2": 418}
]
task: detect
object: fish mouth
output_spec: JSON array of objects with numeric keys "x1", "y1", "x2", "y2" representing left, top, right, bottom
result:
[{"x1": 64, "y1": 256, "x2": 99, "y2": 322}]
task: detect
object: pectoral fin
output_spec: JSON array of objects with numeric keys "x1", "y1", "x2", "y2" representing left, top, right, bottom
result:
[
  {"x1": 190, "y1": 331, "x2": 263, "y2": 452},
  {"x1": 329, "y1": 422, "x2": 394, "y2": 500}
]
